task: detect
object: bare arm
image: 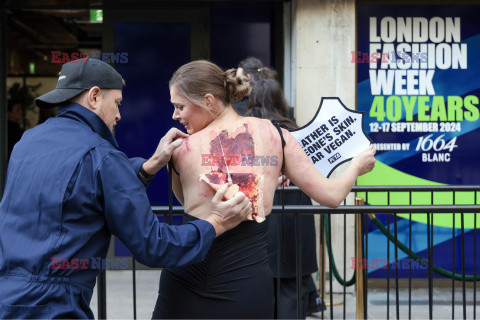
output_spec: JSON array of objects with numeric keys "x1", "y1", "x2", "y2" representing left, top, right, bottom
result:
[{"x1": 282, "y1": 128, "x2": 376, "y2": 208}]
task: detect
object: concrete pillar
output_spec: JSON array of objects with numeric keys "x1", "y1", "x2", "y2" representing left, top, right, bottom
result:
[
  {"x1": 294, "y1": 0, "x2": 357, "y2": 294},
  {"x1": 295, "y1": 0, "x2": 356, "y2": 125}
]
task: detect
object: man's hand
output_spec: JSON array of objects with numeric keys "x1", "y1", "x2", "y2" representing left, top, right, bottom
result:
[
  {"x1": 142, "y1": 128, "x2": 189, "y2": 175},
  {"x1": 205, "y1": 185, "x2": 252, "y2": 236}
]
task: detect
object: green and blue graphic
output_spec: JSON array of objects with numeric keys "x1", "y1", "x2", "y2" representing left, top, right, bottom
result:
[{"x1": 357, "y1": 5, "x2": 480, "y2": 277}]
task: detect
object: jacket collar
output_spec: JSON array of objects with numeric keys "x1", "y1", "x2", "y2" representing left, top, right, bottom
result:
[{"x1": 57, "y1": 103, "x2": 119, "y2": 149}]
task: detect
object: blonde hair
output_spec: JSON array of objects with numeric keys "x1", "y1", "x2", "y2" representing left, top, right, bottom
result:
[{"x1": 169, "y1": 60, "x2": 249, "y2": 112}]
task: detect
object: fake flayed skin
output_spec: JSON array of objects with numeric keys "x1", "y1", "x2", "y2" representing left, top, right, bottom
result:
[
  {"x1": 200, "y1": 172, "x2": 265, "y2": 222},
  {"x1": 200, "y1": 123, "x2": 265, "y2": 222}
]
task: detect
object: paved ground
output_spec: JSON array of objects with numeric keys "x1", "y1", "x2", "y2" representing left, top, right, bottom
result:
[
  {"x1": 90, "y1": 270, "x2": 162, "y2": 319},
  {"x1": 90, "y1": 270, "x2": 480, "y2": 319}
]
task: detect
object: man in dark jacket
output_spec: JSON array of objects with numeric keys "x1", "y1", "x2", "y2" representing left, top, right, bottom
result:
[{"x1": 0, "y1": 58, "x2": 251, "y2": 319}]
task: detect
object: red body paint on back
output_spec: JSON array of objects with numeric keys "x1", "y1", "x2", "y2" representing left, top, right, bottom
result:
[
  {"x1": 203, "y1": 124, "x2": 263, "y2": 221},
  {"x1": 209, "y1": 123, "x2": 255, "y2": 171}
]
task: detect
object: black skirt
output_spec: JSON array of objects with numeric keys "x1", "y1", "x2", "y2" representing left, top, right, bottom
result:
[{"x1": 152, "y1": 213, "x2": 274, "y2": 319}]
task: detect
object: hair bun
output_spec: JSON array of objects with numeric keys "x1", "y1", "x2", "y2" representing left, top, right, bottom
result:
[{"x1": 224, "y1": 68, "x2": 250, "y2": 103}]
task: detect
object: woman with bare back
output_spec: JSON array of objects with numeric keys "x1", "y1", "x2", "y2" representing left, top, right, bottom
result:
[{"x1": 151, "y1": 60, "x2": 376, "y2": 319}]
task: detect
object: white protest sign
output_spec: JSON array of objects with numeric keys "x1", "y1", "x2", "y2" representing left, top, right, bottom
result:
[{"x1": 290, "y1": 97, "x2": 372, "y2": 178}]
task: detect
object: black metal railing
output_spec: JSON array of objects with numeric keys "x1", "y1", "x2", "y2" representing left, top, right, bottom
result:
[
  {"x1": 352, "y1": 185, "x2": 479, "y2": 320},
  {"x1": 96, "y1": 185, "x2": 480, "y2": 319}
]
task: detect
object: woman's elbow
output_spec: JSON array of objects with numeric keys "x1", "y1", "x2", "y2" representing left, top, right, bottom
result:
[
  {"x1": 324, "y1": 200, "x2": 341, "y2": 209},
  {"x1": 317, "y1": 197, "x2": 341, "y2": 209},
  {"x1": 311, "y1": 193, "x2": 342, "y2": 208},
  {"x1": 323, "y1": 193, "x2": 345, "y2": 208}
]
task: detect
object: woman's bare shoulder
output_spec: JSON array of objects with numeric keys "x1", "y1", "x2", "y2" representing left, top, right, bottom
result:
[
  {"x1": 172, "y1": 118, "x2": 283, "y2": 159},
  {"x1": 193, "y1": 117, "x2": 276, "y2": 137},
  {"x1": 241, "y1": 116, "x2": 272, "y2": 127},
  {"x1": 172, "y1": 132, "x2": 203, "y2": 164}
]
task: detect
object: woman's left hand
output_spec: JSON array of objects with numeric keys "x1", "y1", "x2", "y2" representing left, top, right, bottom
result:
[{"x1": 350, "y1": 145, "x2": 376, "y2": 176}]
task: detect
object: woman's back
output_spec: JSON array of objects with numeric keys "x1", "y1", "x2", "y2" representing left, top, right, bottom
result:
[{"x1": 173, "y1": 116, "x2": 284, "y2": 221}]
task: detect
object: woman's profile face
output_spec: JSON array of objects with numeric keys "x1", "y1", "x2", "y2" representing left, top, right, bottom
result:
[{"x1": 170, "y1": 86, "x2": 212, "y2": 134}]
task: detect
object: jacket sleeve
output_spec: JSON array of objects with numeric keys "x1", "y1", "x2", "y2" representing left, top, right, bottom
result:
[
  {"x1": 98, "y1": 151, "x2": 216, "y2": 268},
  {"x1": 128, "y1": 157, "x2": 150, "y2": 187}
]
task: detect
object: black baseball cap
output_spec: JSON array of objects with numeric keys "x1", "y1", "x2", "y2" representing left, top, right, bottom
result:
[{"x1": 34, "y1": 58, "x2": 124, "y2": 109}]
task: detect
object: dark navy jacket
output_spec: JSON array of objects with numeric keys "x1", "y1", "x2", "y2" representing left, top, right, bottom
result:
[{"x1": 0, "y1": 103, "x2": 215, "y2": 319}]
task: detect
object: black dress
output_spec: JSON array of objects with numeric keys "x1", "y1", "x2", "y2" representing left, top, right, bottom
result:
[
  {"x1": 267, "y1": 188, "x2": 318, "y2": 278},
  {"x1": 152, "y1": 213, "x2": 274, "y2": 319},
  {"x1": 267, "y1": 187, "x2": 323, "y2": 318}
]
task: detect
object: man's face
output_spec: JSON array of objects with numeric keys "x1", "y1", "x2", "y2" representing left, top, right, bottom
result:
[{"x1": 98, "y1": 89, "x2": 123, "y2": 132}]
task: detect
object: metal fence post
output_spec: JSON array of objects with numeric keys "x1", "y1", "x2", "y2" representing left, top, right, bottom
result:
[
  {"x1": 97, "y1": 270, "x2": 107, "y2": 319},
  {"x1": 295, "y1": 213, "x2": 303, "y2": 319},
  {"x1": 319, "y1": 214, "x2": 326, "y2": 303},
  {"x1": 355, "y1": 197, "x2": 365, "y2": 320},
  {"x1": 319, "y1": 213, "x2": 326, "y2": 319}
]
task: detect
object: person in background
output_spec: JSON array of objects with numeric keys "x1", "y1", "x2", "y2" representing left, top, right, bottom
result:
[
  {"x1": 233, "y1": 56, "x2": 278, "y2": 115},
  {"x1": 246, "y1": 78, "x2": 326, "y2": 318},
  {"x1": 6, "y1": 83, "x2": 31, "y2": 158}
]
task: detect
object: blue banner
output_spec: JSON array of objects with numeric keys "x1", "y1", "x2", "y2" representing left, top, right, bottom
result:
[
  {"x1": 357, "y1": 5, "x2": 480, "y2": 278},
  {"x1": 357, "y1": 5, "x2": 480, "y2": 185}
]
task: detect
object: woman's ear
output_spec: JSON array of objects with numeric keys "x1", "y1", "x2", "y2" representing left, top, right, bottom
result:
[{"x1": 204, "y1": 93, "x2": 215, "y2": 109}]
